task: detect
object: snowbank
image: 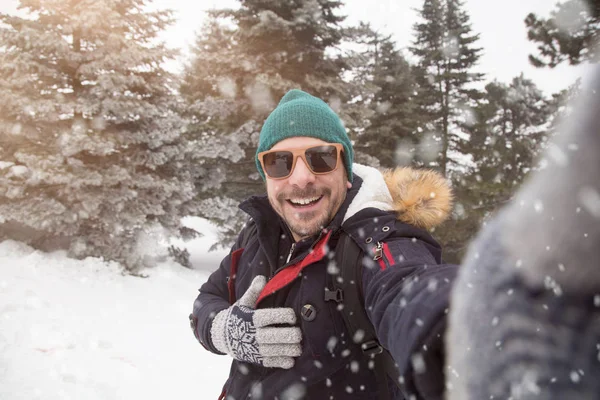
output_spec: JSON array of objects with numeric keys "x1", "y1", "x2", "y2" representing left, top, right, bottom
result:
[{"x1": 0, "y1": 240, "x2": 231, "y2": 400}]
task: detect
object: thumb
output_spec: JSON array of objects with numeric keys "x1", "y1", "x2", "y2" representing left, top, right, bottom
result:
[{"x1": 237, "y1": 275, "x2": 267, "y2": 308}]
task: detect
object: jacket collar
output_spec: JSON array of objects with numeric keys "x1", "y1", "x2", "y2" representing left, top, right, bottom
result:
[{"x1": 238, "y1": 176, "x2": 363, "y2": 271}]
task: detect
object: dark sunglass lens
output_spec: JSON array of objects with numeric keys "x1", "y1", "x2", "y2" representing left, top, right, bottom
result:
[
  {"x1": 306, "y1": 145, "x2": 338, "y2": 173},
  {"x1": 263, "y1": 151, "x2": 293, "y2": 178}
]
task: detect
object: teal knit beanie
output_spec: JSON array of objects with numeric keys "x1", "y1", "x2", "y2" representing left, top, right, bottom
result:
[{"x1": 255, "y1": 89, "x2": 354, "y2": 181}]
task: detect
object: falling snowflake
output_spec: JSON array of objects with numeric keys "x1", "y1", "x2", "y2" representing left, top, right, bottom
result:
[
  {"x1": 280, "y1": 382, "x2": 307, "y2": 400},
  {"x1": 411, "y1": 352, "x2": 426, "y2": 374}
]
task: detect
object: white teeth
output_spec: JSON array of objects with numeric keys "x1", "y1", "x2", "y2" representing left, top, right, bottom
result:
[{"x1": 290, "y1": 196, "x2": 320, "y2": 205}]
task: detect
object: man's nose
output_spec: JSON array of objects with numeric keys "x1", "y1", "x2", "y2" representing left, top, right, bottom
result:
[{"x1": 288, "y1": 158, "x2": 316, "y2": 188}]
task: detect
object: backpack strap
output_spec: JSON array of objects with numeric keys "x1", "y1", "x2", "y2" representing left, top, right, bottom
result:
[
  {"x1": 227, "y1": 220, "x2": 257, "y2": 304},
  {"x1": 329, "y1": 230, "x2": 404, "y2": 400}
]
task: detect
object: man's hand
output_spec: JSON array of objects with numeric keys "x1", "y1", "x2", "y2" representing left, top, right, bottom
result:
[{"x1": 210, "y1": 275, "x2": 302, "y2": 369}]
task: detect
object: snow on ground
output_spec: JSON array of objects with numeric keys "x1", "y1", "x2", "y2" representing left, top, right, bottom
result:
[{"x1": 0, "y1": 229, "x2": 232, "y2": 400}]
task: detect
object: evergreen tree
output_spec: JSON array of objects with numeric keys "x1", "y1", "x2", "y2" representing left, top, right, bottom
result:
[
  {"x1": 348, "y1": 25, "x2": 421, "y2": 168},
  {"x1": 181, "y1": 0, "x2": 349, "y2": 245},
  {"x1": 441, "y1": 76, "x2": 553, "y2": 262},
  {"x1": 0, "y1": 0, "x2": 194, "y2": 269},
  {"x1": 410, "y1": 0, "x2": 484, "y2": 176},
  {"x1": 468, "y1": 76, "x2": 551, "y2": 193},
  {"x1": 335, "y1": 23, "x2": 380, "y2": 140},
  {"x1": 526, "y1": 0, "x2": 600, "y2": 67}
]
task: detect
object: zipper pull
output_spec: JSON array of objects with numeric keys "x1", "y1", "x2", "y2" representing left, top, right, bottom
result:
[
  {"x1": 373, "y1": 242, "x2": 383, "y2": 261},
  {"x1": 286, "y1": 243, "x2": 296, "y2": 264}
]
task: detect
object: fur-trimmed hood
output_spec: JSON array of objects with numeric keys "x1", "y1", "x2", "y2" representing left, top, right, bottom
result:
[{"x1": 345, "y1": 164, "x2": 453, "y2": 230}]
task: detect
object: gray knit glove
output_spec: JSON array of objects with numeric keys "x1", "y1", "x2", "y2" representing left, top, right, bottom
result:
[{"x1": 210, "y1": 275, "x2": 302, "y2": 369}]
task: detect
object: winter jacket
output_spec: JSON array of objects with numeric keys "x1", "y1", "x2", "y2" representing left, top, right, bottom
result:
[{"x1": 191, "y1": 164, "x2": 458, "y2": 400}]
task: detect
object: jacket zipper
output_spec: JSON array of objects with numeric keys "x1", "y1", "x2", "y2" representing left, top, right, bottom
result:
[
  {"x1": 373, "y1": 241, "x2": 391, "y2": 269},
  {"x1": 286, "y1": 243, "x2": 296, "y2": 264},
  {"x1": 373, "y1": 242, "x2": 383, "y2": 261},
  {"x1": 269, "y1": 230, "x2": 327, "y2": 279},
  {"x1": 270, "y1": 242, "x2": 296, "y2": 279}
]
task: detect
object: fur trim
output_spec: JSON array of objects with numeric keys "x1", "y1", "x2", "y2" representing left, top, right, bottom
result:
[
  {"x1": 382, "y1": 167, "x2": 453, "y2": 229},
  {"x1": 346, "y1": 164, "x2": 452, "y2": 229}
]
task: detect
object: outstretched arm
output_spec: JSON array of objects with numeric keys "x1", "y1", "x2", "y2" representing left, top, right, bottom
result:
[{"x1": 362, "y1": 238, "x2": 457, "y2": 399}]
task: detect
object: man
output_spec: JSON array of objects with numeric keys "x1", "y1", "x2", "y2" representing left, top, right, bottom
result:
[{"x1": 191, "y1": 89, "x2": 458, "y2": 399}]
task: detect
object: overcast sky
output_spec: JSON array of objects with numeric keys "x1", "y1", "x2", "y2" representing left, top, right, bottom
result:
[{"x1": 1, "y1": 0, "x2": 591, "y2": 94}]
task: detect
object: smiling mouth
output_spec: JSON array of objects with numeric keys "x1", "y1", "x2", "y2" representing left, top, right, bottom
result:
[{"x1": 287, "y1": 196, "x2": 323, "y2": 208}]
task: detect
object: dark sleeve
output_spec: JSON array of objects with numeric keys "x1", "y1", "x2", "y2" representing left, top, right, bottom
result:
[
  {"x1": 362, "y1": 238, "x2": 458, "y2": 399},
  {"x1": 190, "y1": 224, "x2": 251, "y2": 354}
]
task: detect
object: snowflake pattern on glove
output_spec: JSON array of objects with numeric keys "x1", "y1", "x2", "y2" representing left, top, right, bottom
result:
[
  {"x1": 210, "y1": 275, "x2": 301, "y2": 369},
  {"x1": 226, "y1": 305, "x2": 262, "y2": 365}
]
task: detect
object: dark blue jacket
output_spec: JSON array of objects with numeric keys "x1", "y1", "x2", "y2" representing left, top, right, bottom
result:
[{"x1": 192, "y1": 164, "x2": 458, "y2": 399}]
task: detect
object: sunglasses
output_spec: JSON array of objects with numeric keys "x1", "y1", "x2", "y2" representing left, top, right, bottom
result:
[{"x1": 258, "y1": 143, "x2": 344, "y2": 180}]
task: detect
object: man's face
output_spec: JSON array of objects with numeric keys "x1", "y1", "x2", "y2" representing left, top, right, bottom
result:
[{"x1": 264, "y1": 137, "x2": 352, "y2": 241}]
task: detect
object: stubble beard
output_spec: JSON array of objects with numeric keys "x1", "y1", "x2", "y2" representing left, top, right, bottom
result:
[
  {"x1": 287, "y1": 208, "x2": 331, "y2": 239},
  {"x1": 273, "y1": 186, "x2": 336, "y2": 240}
]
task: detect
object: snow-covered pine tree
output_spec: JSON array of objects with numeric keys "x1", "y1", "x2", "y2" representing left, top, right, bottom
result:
[
  {"x1": 410, "y1": 0, "x2": 484, "y2": 177},
  {"x1": 0, "y1": 0, "x2": 195, "y2": 269},
  {"x1": 180, "y1": 0, "x2": 349, "y2": 246}
]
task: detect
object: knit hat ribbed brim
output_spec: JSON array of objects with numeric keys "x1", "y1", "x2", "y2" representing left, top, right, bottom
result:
[{"x1": 255, "y1": 89, "x2": 353, "y2": 181}]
